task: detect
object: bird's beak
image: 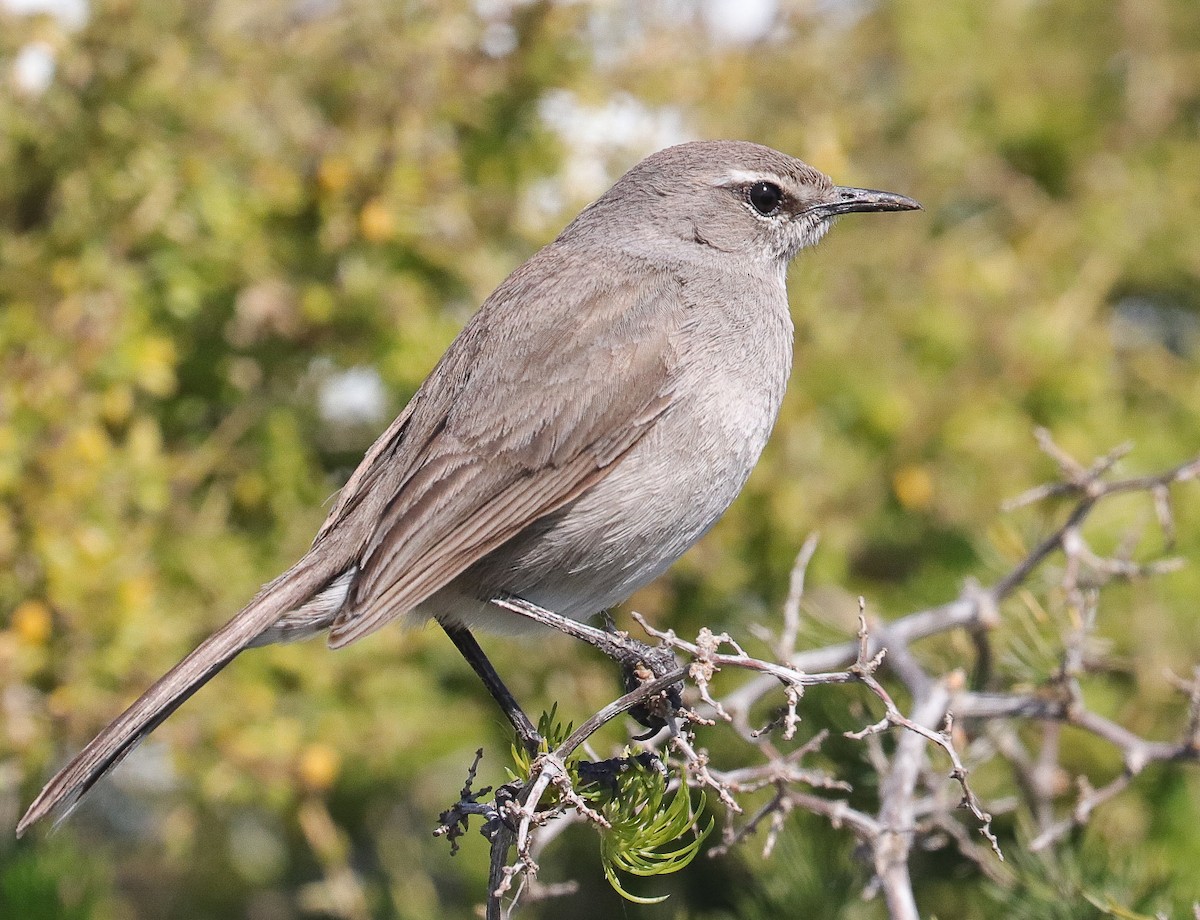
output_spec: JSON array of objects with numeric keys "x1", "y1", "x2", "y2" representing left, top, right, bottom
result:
[{"x1": 809, "y1": 186, "x2": 922, "y2": 218}]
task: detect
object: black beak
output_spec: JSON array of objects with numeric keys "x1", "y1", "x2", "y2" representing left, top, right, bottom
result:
[{"x1": 810, "y1": 186, "x2": 922, "y2": 218}]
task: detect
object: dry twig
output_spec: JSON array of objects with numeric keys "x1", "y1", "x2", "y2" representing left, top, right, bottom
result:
[{"x1": 436, "y1": 438, "x2": 1200, "y2": 920}]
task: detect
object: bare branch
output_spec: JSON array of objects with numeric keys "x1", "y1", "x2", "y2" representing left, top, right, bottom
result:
[
  {"x1": 778, "y1": 532, "x2": 821, "y2": 661},
  {"x1": 437, "y1": 441, "x2": 1200, "y2": 920}
]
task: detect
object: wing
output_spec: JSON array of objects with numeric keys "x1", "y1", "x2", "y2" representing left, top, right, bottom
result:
[{"x1": 322, "y1": 249, "x2": 684, "y2": 648}]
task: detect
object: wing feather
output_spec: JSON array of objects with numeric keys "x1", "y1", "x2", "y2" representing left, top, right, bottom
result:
[{"x1": 325, "y1": 251, "x2": 682, "y2": 647}]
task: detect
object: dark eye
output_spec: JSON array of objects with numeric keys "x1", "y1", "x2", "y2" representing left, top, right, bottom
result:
[{"x1": 748, "y1": 181, "x2": 784, "y2": 216}]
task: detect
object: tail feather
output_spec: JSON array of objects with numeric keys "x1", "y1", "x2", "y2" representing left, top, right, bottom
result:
[{"x1": 17, "y1": 552, "x2": 343, "y2": 837}]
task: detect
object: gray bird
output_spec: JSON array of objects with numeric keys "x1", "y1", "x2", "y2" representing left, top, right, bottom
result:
[{"x1": 18, "y1": 140, "x2": 918, "y2": 835}]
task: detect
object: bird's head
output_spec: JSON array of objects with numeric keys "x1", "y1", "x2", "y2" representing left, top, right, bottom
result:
[{"x1": 577, "y1": 140, "x2": 920, "y2": 267}]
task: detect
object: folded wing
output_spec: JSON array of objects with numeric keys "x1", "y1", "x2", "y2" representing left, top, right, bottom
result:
[{"x1": 323, "y1": 253, "x2": 683, "y2": 646}]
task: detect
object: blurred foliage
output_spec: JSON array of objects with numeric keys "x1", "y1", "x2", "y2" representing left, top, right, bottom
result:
[{"x1": 2, "y1": 0, "x2": 1199, "y2": 917}]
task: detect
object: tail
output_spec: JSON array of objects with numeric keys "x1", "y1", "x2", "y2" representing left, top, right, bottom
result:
[{"x1": 17, "y1": 551, "x2": 343, "y2": 836}]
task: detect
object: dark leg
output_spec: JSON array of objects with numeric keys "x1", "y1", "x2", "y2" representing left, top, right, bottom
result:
[{"x1": 441, "y1": 622, "x2": 542, "y2": 754}]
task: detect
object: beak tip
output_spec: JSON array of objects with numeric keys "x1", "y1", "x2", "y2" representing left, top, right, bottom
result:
[{"x1": 822, "y1": 186, "x2": 923, "y2": 217}]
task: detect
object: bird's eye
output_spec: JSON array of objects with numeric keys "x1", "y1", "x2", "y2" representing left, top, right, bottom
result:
[{"x1": 747, "y1": 181, "x2": 784, "y2": 216}]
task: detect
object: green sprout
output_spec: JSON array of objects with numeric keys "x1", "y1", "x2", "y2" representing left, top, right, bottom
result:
[
  {"x1": 507, "y1": 704, "x2": 574, "y2": 782},
  {"x1": 593, "y1": 761, "x2": 713, "y2": 904},
  {"x1": 509, "y1": 711, "x2": 713, "y2": 904}
]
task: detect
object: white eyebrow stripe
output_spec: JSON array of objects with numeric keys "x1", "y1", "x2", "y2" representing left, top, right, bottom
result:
[{"x1": 721, "y1": 169, "x2": 776, "y2": 185}]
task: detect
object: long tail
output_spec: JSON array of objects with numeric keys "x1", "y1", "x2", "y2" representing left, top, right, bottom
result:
[{"x1": 17, "y1": 551, "x2": 343, "y2": 836}]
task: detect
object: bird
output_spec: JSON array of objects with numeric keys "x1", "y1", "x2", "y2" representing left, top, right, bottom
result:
[{"x1": 17, "y1": 140, "x2": 919, "y2": 835}]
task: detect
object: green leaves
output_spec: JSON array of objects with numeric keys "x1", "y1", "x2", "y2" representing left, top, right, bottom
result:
[
  {"x1": 507, "y1": 704, "x2": 573, "y2": 783},
  {"x1": 509, "y1": 710, "x2": 713, "y2": 904},
  {"x1": 595, "y1": 764, "x2": 713, "y2": 905}
]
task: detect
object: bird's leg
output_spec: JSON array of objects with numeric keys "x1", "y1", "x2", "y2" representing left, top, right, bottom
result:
[{"x1": 441, "y1": 622, "x2": 543, "y2": 754}]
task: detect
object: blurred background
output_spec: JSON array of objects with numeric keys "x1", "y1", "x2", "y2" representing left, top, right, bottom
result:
[{"x1": 2, "y1": 0, "x2": 1199, "y2": 917}]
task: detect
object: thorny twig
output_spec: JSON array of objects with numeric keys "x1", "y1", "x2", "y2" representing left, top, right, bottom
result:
[{"x1": 436, "y1": 438, "x2": 1199, "y2": 920}]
